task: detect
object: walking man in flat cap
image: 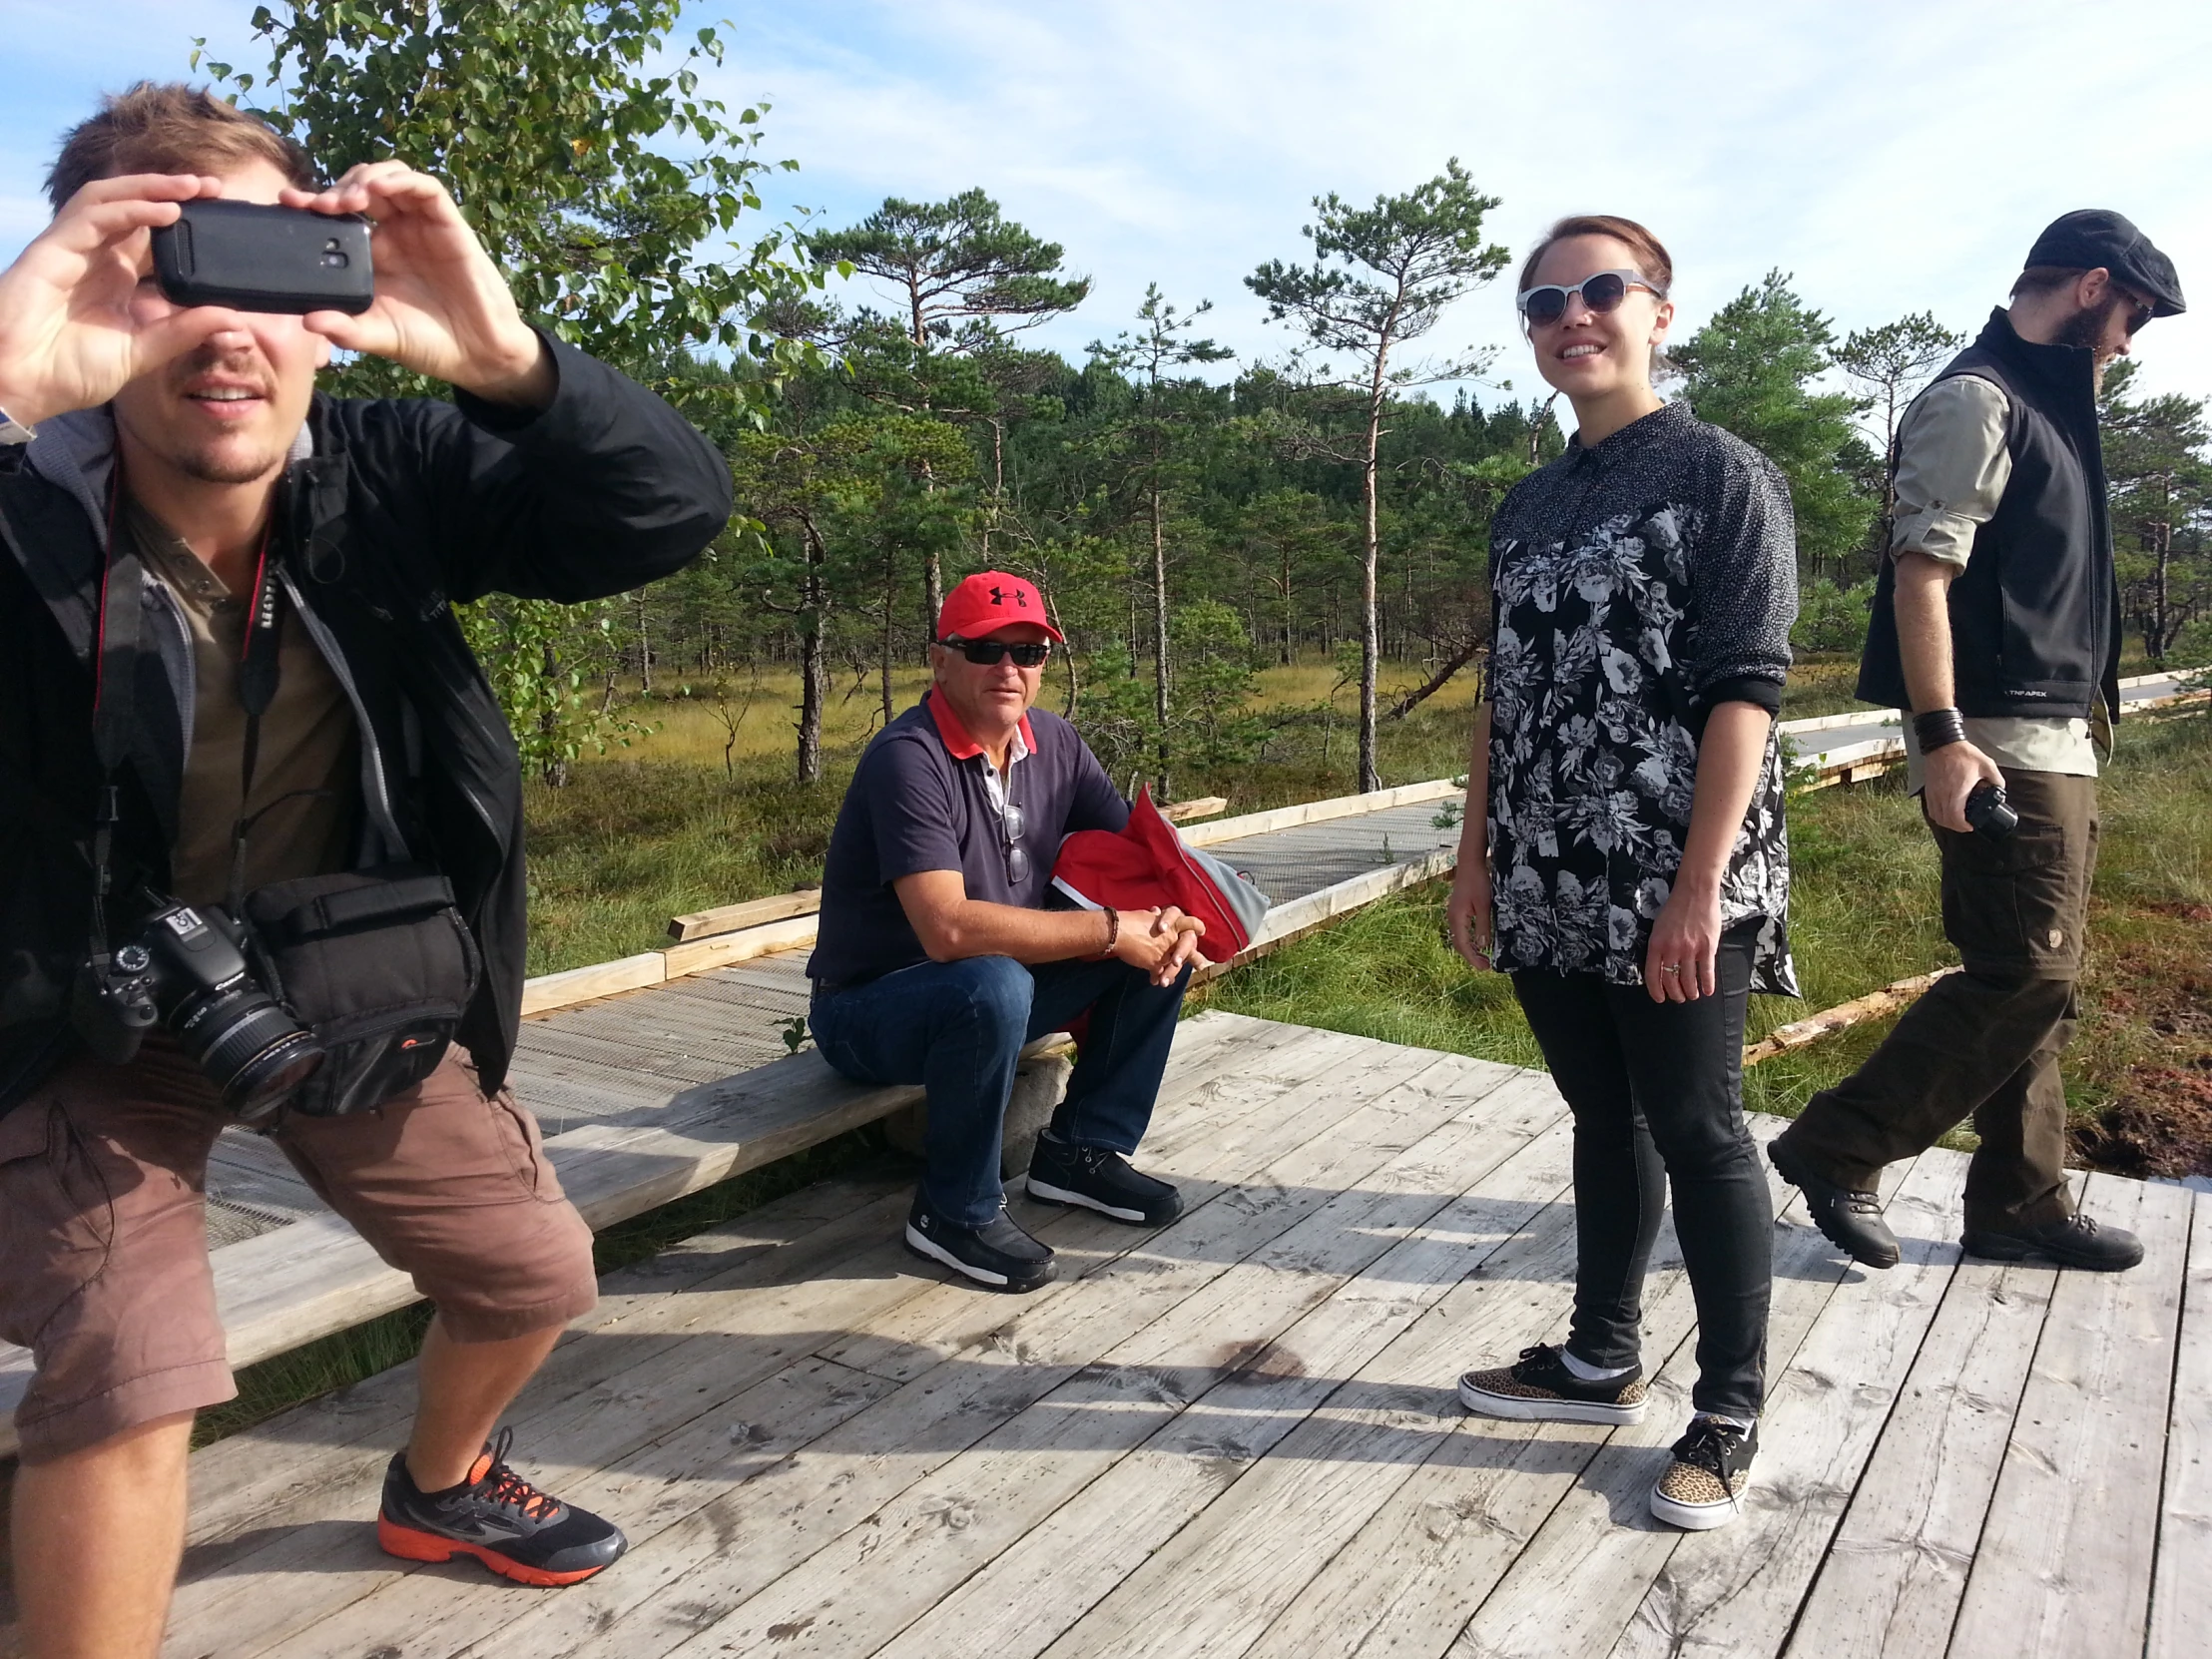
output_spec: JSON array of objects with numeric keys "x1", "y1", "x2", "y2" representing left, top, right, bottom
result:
[{"x1": 1770, "y1": 212, "x2": 2185, "y2": 1273}]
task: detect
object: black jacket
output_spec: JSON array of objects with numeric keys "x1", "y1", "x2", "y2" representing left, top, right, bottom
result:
[
  {"x1": 1859, "y1": 308, "x2": 2121, "y2": 722},
  {"x1": 0, "y1": 335, "x2": 732, "y2": 1108}
]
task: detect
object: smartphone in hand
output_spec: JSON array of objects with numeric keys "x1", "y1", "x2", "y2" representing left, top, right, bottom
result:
[{"x1": 152, "y1": 200, "x2": 373, "y2": 315}]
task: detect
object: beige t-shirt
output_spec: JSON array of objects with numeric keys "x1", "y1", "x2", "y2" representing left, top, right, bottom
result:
[
  {"x1": 124, "y1": 496, "x2": 361, "y2": 906},
  {"x1": 1891, "y1": 373, "x2": 2108, "y2": 792}
]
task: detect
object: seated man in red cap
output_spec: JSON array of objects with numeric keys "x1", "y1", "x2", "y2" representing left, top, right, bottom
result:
[{"x1": 806, "y1": 571, "x2": 1205, "y2": 1292}]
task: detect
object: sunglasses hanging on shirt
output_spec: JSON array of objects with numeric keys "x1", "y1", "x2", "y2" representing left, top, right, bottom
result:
[
  {"x1": 939, "y1": 636, "x2": 1053, "y2": 668},
  {"x1": 1515, "y1": 269, "x2": 1666, "y2": 329},
  {"x1": 999, "y1": 796, "x2": 1028, "y2": 884}
]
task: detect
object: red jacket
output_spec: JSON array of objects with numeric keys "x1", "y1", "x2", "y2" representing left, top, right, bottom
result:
[{"x1": 1049, "y1": 789, "x2": 1271, "y2": 966}]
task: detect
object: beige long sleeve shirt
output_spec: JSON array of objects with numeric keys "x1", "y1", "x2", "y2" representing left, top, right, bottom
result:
[{"x1": 1891, "y1": 373, "x2": 2107, "y2": 792}]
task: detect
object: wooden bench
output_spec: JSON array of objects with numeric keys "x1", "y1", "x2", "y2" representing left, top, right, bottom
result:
[{"x1": 0, "y1": 789, "x2": 1466, "y2": 1460}]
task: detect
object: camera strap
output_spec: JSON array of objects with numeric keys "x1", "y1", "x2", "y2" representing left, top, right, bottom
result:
[
  {"x1": 86, "y1": 476, "x2": 143, "y2": 974},
  {"x1": 85, "y1": 483, "x2": 283, "y2": 960},
  {"x1": 225, "y1": 526, "x2": 285, "y2": 917}
]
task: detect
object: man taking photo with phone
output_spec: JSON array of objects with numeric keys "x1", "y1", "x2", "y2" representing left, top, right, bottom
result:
[
  {"x1": 1770, "y1": 212, "x2": 2184, "y2": 1276},
  {"x1": 0, "y1": 85, "x2": 732, "y2": 1657}
]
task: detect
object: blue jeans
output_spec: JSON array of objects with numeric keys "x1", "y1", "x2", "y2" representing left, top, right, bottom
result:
[{"x1": 810, "y1": 954, "x2": 1190, "y2": 1226}]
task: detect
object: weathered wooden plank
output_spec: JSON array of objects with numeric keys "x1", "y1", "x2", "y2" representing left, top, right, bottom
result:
[
  {"x1": 1785, "y1": 1257, "x2": 2058, "y2": 1659},
  {"x1": 867, "y1": 1075, "x2": 1576, "y2": 1659},
  {"x1": 2149, "y1": 1188, "x2": 2212, "y2": 1659},
  {"x1": 1045, "y1": 1116, "x2": 1785, "y2": 1659},
  {"x1": 659, "y1": 914, "x2": 821, "y2": 977},
  {"x1": 203, "y1": 1132, "x2": 323, "y2": 1220},
  {"x1": 814, "y1": 1040, "x2": 1523, "y2": 1385},
  {"x1": 1191, "y1": 846, "x2": 1456, "y2": 984},
  {"x1": 1179, "y1": 779, "x2": 1462, "y2": 848},
  {"x1": 1160, "y1": 795, "x2": 1229, "y2": 823},
  {"x1": 174, "y1": 1170, "x2": 919, "y2": 1553},
  {"x1": 1948, "y1": 1174, "x2": 2194, "y2": 1659},
  {"x1": 519, "y1": 950, "x2": 666, "y2": 1017},
  {"x1": 638, "y1": 1057, "x2": 1528, "y2": 1659},
  {"x1": 518, "y1": 1043, "x2": 1477, "y2": 1659},
  {"x1": 666, "y1": 889, "x2": 822, "y2": 943},
  {"x1": 1607, "y1": 1146, "x2": 1971, "y2": 1659},
  {"x1": 536, "y1": 996, "x2": 798, "y2": 1073},
  {"x1": 1433, "y1": 1126, "x2": 1898, "y2": 1659},
  {"x1": 155, "y1": 1015, "x2": 1267, "y2": 1645},
  {"x1": 199, "y1": 1026, "x2": 1451, "y2": 1658}
]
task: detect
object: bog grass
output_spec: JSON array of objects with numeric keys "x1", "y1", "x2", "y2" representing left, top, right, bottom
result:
[{"x1": 1203, "y1": 707, "x2": 2212, "y2": 1143}]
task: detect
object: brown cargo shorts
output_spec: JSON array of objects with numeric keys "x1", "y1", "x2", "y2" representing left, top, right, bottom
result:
[{"x1": 0, "y1": 1036, "x2": 597, "y2": 1463}]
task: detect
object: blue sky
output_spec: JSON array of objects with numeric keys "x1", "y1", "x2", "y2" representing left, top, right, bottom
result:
[{"x1": 6, "y1": 0, "x2": 2210, "y2": 418}]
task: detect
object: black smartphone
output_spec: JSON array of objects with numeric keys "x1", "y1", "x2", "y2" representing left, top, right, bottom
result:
[{"x1": 151, "y1": 199, "x2": 374, "y2": 315}]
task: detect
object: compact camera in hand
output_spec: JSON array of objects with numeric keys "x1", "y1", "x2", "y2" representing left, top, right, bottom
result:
[
  {"x1": 1963, "y1": 781, "x2": 2019, "y2": 839},
  {"x1": 71, "y1": 893, "x2": 325, "y2": 1123}
]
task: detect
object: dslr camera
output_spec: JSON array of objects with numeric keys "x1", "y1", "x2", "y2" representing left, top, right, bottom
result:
[{"x1": 71, "y1": 891, "x2": 324, "y2": 1124}]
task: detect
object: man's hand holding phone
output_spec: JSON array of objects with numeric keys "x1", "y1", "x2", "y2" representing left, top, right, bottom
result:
[
  {"x1": 0, "y1": 162, "x2": 552, "y2": 431},
  {"x1": 279, "y1": 162, "x2": 553, "y2": 410},
  {"x1": 0, "y1": 173, "x2": 248, "y2": 430}
]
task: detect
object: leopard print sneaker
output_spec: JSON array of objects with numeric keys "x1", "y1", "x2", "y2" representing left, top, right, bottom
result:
[
  {"x1": 1649, "y1": 1415, "x2": 1758, "y2": 1529},
  {"x1": 1456, "y1": 1344, "x2": 1647, "y2": 1425}
]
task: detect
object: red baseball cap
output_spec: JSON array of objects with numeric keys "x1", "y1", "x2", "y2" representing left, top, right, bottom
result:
[{"x1": 936, "y1": 571, "x2": 1064, "y2": 643}]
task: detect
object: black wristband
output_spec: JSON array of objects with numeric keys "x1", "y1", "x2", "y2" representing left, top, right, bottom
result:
[
  {"x1": 1099, "y1": 905, "x2": 1119, "y2": 958},
  {"x1": 1913, "y1": 708, "x2": 1968, "y2": 753}
]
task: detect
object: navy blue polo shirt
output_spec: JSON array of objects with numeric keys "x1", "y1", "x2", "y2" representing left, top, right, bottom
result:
[{"x1": 807, "y1": 691, "x2": 1131, "y2": 987}]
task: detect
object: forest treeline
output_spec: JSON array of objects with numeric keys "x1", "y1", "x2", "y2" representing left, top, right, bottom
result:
[{"x1": 215, "y1": 2, "x2": 2212, "y2": 795}]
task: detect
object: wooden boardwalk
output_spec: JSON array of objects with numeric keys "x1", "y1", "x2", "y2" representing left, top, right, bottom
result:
[{"x1": 85, "y1": 1011, "x2": 2208, "y2": 1659}]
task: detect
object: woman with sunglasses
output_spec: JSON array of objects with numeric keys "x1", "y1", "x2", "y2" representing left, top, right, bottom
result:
[{"x1": 1445, "y1": 215, "x2": 1799, "y2": 1530}]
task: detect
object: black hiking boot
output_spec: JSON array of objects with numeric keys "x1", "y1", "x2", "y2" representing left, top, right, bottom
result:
[
  {"x1": 1962, "y1": 1212, "x2": 2144, "y2": 1271},
  {"x1": 1769, "y1": 1137, "x2": 1900, "y2": 1269}
]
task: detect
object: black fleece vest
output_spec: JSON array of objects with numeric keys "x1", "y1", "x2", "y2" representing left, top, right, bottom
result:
[{"x1": 1859, "y1": 308, "x2": 2121, "y2": 723}]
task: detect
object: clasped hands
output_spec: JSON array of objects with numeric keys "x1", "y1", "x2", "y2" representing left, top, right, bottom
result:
[{"x1": 1112, "y1": 906, "x2": 1207, "y2": 987}]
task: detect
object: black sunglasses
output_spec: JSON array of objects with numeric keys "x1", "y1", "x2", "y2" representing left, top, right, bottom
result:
[
  {"x1": 939, "y1": 636, "x2": 1053, "y2": 667},
  {"x1": 1515, "y1": 269, "x2": 1665, "y2": 330}
]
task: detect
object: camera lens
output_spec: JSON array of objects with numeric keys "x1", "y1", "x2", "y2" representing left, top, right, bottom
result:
[{"x1": 172, "y1": 985, "x2": 324, "y2": 1119}]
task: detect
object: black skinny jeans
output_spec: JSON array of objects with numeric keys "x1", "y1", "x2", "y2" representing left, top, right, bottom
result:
[{"x1": 1511, "y1": 921, "x2": 1772, "y2": 1420}]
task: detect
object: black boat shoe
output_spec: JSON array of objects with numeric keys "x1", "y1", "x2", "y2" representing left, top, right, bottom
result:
[
  {"x1": 904, "y1": 1195, "x2": 1056, "y2": 1292},
  {"x1": 1962, "y1": 1212, "x2": 2144, "y2": 1272},
  {"x1": 1025, "y1": 1132, "x2": 1184, "y2": 1227},
  {"x1": 1769, "y1": 1137, "x2": 1900, "y2": 1269}
]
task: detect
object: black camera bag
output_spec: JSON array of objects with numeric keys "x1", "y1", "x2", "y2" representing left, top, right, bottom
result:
[{"x1": 243, "y1": 864, "x2": 480, "y2": 1117}]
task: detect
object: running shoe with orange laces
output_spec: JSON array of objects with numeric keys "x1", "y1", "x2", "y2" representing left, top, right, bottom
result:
[{"x1": 377, "y1": 1427, "x2": 627, "y2": 1586}]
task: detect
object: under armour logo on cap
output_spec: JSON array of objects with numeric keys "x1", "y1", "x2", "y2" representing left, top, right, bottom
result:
[{"x1": 938, "y1": 571, "x2": 1064, "y2": 643}]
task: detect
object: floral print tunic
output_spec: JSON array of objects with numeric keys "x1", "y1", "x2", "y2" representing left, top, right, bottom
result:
[{"x1": 1486, "y1": 399, "x2": 1800, "y2": 995}]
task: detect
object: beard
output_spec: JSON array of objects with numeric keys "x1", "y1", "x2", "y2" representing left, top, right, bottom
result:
[
  {"x1": 2055, "y1": 293, "x2": 2127, "y2": 389},
  {"x1": 174, "y1": 441, "x2": 287, "y2": 486}
]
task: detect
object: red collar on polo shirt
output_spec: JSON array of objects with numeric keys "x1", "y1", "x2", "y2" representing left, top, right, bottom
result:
[{"x1": 922, "y1": 689, "x2": 1037, "y2": 762}]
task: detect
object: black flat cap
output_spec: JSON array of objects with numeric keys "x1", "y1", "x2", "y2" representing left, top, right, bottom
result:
[{"x1": 2026, "y1": 210, "x2": 2185, "y2": 317}]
